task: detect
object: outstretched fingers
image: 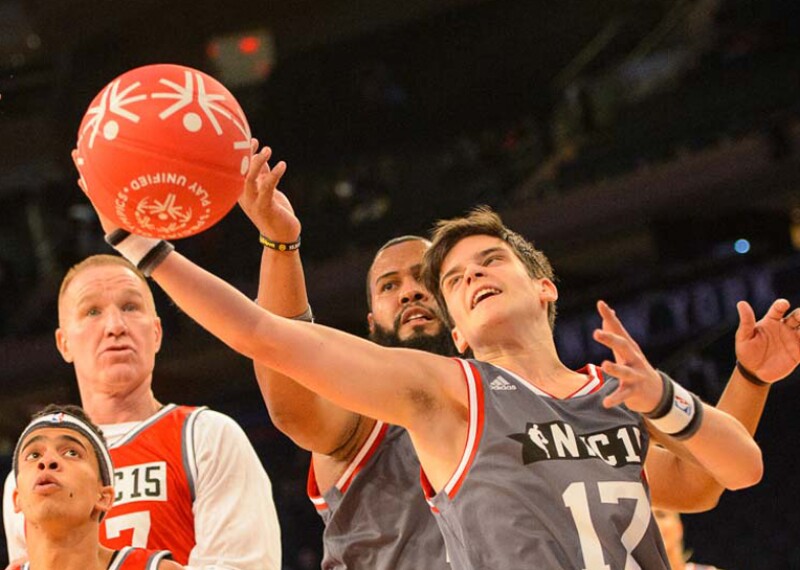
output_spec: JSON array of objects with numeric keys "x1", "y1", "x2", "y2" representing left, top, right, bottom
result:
[{"x1": 593, "y1": 329, "x2": 640, "y2": 366}]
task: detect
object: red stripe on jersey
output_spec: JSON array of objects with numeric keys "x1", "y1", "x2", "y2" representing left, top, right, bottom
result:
[
  {"x1": 338, "y1": 422, "x2": 389, "y2": 493},
  {"x1": 568, "y1": 364, "x2": 605, "y2": 397},
  {"x1": 419, "y1": 359, "x2": 486, "y2": 505},
  {"x1": 306, "y1": 462, "x2": 329, "y2": 512},
  {"x1": 447, "y1": 361, "x2": 485, "y2": 499}
]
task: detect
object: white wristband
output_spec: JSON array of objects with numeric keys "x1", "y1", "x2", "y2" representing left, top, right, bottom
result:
[
  {"x1": 105, "y1": 230, "x2": 175, "y2": 277},
  {"x1": 645, "y1": 373, "x2": 703, "y2": 440}
]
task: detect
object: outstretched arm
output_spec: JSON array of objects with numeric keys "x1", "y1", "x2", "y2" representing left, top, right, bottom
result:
[
  {"x1": 151, "y1": 250, "x2": 458, "y2": 428},
  {"x1": 592, "y1": 301, "x2": 763, "y2": 499},
  {"x1": 649, "y1": 299, "x2": 799, "y2": 511},
  {"x1": 73, "y1": 146, "x2": 460, "y2": 431},
  {"x1": 240, "y1": 144, "x2": 365, "y2": 457}
]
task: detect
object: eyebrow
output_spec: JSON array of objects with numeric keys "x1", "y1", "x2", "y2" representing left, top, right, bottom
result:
[
  {"x1": 374, "y1": 264, "x2": 423, "y2": 285},
  {"x1": 75, "y1": 288, "x2": 146, "y2": 306},
  {"x1": 21, "y1": 433, "x2": 89, "y2": 455},
  {"x1": 440, "y1": 247, "x2": 506, "y2": 286},
  {"x1": 374, "y1": 270, "x2": 400, "y2": 285}
]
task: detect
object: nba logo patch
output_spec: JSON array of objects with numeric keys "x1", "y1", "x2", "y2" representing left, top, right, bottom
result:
[{"x1": 674, "y1": 395, "x2": 692, "y2": 415}]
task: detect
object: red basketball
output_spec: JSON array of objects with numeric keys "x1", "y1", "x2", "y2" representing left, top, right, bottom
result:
[{"x1": 75, "y1": 64, "x2": 252, "y2": 239}]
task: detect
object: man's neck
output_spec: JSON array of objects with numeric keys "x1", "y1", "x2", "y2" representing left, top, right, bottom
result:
[
  {"x1": 476, "y1": 337, "x2": 588, "y2": 398},
  {"x1": 78, "y1": 376, "x2": 162, "y2": 424},
  {"x1": 26, "y1": 524, "x2": 113, "y2": 570}
]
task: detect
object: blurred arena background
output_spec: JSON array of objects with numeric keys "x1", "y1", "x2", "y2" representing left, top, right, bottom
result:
[{"x1": 1, "y1": 0, "x2": 799, "y2": 567}]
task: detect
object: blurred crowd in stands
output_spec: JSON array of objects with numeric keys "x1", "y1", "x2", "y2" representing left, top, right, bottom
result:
[{"x1": 1, "y1": 0, "x2": 800, "y2": 567}]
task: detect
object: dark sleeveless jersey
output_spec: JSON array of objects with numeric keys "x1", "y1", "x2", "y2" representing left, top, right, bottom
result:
[
  {"x1": 421, "y1": 359, "x2": 670, "y2": 570},
  {"x1": 308, "y1": 422, "x2": 449, "y2": 569}
]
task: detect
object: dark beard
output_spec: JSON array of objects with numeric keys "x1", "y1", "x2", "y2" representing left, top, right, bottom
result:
[{"x1": 369, "y1": 321, "x2": 458, "y2": 357}]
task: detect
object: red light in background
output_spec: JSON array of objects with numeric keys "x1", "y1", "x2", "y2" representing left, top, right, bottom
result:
[
  {"x1": 206, "y1": 41, "x2": 220, "y2": 60},
  {"x1": 238, "y1": 36, "x2": 260, "y2": 55}
]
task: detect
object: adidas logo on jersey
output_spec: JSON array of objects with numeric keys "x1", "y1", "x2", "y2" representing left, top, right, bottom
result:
[{"x1": 490, "y1": 376, "x2": 517, "y2": 391}]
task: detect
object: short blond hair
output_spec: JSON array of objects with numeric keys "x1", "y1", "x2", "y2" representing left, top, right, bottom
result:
[{"x1": 58, "y1": 255, "x2": 157, "y2": 321}]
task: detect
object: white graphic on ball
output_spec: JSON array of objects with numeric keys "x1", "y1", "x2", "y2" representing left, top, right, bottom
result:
[
  {"x1": 80, "y1": 79, "x2": 146, "y2": 149},
  {"x1": 136, "y1": 193, "x2": 193, "y2": 223},
  {"x1": 151, "y1": 70, "x2": 251, "y2": 150},
  {"x1": 103, "y1": 121, "x2": 120, "y2": 140},
  {"x1": 183, "y1": 112, "x2": 202, "y2": 132}
]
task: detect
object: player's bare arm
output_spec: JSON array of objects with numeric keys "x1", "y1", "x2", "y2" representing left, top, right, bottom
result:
[
  {"x1": 649, "y1": 298, "x2": 800, "y2": 511},
  {"x1": 148, "y1": 250, "x2": 469, "y2": 488},
  {"x1": 593, "y1": 301, "x2": 763, "y2": 494},
  {"x1": 241, "y1": 143, "x2": 366, "y2": 457}
]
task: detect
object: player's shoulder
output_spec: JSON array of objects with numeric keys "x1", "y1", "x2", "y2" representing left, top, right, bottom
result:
[
  {"x1": 183, "y1": 407, "x2": 256, "y2": 452},
  {"x1": 185, "y1": 406, "x2": 244, "y2": 432}
]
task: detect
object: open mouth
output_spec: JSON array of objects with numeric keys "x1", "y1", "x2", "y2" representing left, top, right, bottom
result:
[
  {"x1": 471, "y1": 287, "x2": 501, "y2": 309},
  {"x1": 401, "y1": 306, "x2": 435, "y2": 325}
]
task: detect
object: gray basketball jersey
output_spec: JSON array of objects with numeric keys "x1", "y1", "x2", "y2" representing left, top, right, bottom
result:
[
  {"x1": 308, "y1": 421, "x2": 449, "y2": 570},
  {"x1": 422, "y1": 359, "x2": 669, "y2": 570}
]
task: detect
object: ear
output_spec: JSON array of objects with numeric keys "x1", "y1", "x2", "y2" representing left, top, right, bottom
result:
[
  {"x1": 55, "y1": 327, "x2": 73, "y2": 363},
  {"x1": 153, "y1": 317, "x2": 163, "y2": 354},
  {"x1": 367, "y1": 312, "x2": 376, "y2": 335},
  {"x1": 94, "y1": 484, "x2": 115, "y2": 521},
  {"x1": 12, "y1": 487, "x2": 21, "y2": 514},
  {"x1": 451, "y1": 326, "x2": 470, "y2": 354},
  {"x1": 538, "y1": 278, "x2": 558, "y2": 302}
]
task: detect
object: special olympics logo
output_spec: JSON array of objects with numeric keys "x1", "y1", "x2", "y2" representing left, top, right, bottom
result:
[{"x1": 134, "y1": 193, "x2": 194, "y2": 235}]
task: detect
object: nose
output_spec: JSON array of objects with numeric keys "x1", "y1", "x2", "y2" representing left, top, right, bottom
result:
[
  {"x1": 37, "y1": 451, "x2": 60, "y2": 471},
  {"x1": 399, "y1": 279, "x2": 429, "y2": 305},
  {"x1": 104, "y1": 307, "x2": 127, "y2": 337},
  {"x1": 464, "y1": 264, "x2": 485, "y2": 286}
]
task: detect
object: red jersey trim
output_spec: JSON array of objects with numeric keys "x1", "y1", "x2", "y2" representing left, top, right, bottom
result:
[
  {"x1": 569, "y1": 364, "x2": 604, "y2": 397},
  {"x1": 496, "y1": 363, "x2": 603, "y2": 399},
  {"x1": 306, "y1": 462, "x2": 329, "y2": 512},
  {"x1": 420, "y1": 358, "x2": 485, "y2": 507},
  {"x1": 306, "y1": 420, "x2": 388, "y2": 510},
  {"x1": 336, "y1": 420, "x2": 388, "y2": 493}
]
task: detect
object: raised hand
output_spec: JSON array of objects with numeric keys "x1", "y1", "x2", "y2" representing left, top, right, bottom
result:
[
  {"x1": 238, "y1": 139, "x2": 297, "y2": 242},
  {"x1": 593, "y1": 300, "x2": 664, "y2": 413},
  {"x1": 736, "y1": 299, "x2": 800, "y2": 383}
]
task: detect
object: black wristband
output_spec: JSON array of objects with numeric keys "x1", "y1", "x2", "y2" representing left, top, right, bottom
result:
[
  {"x1": 736, "y1": 361, "x2": 770, "y2": 387},
  {"x1": 137, "y1": 240, "x2": 175, "y2": 277},
  {"x1": 644, "y1": 372, "x2": 674, "y2": 419},
  {"x1": 105, "y1": 228, "x2": 131, "y2": 247},
  {"x1": 259, "y1": 233, "x2": 301, "y2": 252}
]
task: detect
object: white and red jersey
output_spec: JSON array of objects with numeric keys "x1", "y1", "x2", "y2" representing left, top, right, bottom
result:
[{"x1": 100, "y1": 405, "x2": 200, "y2": 563}]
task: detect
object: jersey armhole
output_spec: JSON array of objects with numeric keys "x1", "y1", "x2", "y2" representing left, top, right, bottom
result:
[{"x1": 420, "y1": 358, "x2": 485, "y2": 506}]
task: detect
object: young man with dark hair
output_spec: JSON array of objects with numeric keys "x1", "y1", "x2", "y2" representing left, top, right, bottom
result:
[{"x1": 12, "y1": 404, "x2": 182, "y2": 570}]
